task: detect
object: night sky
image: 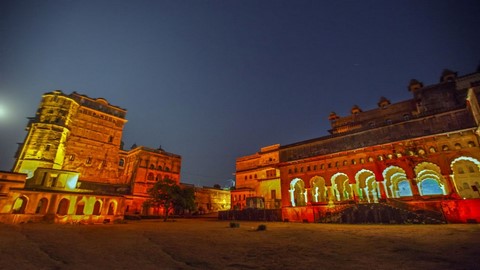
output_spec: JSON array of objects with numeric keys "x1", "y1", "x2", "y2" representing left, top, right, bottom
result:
[{"x1": 1, "y1": 0, "x2": 479, "y2": 187}]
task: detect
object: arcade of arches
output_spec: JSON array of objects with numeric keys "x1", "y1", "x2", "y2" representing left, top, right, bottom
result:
[{"x1": 288, "y1": 156, "x2": 480, "y2": 206}]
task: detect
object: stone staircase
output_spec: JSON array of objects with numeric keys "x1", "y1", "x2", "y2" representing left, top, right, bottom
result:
[{"x1": 317, "y1": 202, "x2": 446, "y2": 224}]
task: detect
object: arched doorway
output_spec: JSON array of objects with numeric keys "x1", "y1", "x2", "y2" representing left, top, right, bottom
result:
[
  {"x1": 107, "y1": 201, "x2": 117, "y2": 215},
  {"x1": 331, "y1": 173, "x2": 352, "y2": 201},
  {"x1": 35, "y1": 198, "x2": 48, "y2": 214},
  {"x1": 92, "y1": 200, "x2": 102, "y2": 215},
  {"x1": 12, "y1": 196, "x2": 28, "y2": 214},
  {"x1": 57, "y1": 198, "x2": 70, "y2": 215},
  {"x1": 383, "y1": 166, "x2": 412, "y2": 198},
  {"x1": 289, "y1": 178, "x2": 306, "y2": 207},
  {"x1": 75, "y1": 200, "x2": 85, "y2": 215},
  {"x1": 414, "y1": 162, "x2": 447, "y2": 196},
  {"x1": 355, "y1": 169, "x2": 378, "y2": 203},
  {"x1": 310, "y1": 176, "x2": 326, "y2": 203}
]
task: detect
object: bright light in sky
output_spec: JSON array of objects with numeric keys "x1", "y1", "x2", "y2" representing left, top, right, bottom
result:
[{"x1": 0, "y1": 104, "x2": 7, "y2": 119}]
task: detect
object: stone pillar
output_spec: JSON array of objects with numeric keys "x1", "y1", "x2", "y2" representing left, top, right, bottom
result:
[
  {"x1": 410, "y1": 178, "x2": 421, "y2": 197},
  {"x1": 363, "y1": 187, "x2": 370, "y2": 203},
  {"x1": 351, "y1": 183, "x2": 360, "y2": 202},
  {"x1": 443, "y1": 174, "x2": 455, "y2": 196},
  {"x1": 382, "y1": 181, "x2": 390, "y2": 198},
  {"x1": 289, "y1": 189, "x2": 295, "y2": 207},
  {"x1": 305, "y1": 188, "x2": 311, "y2": 204},
  {"x1": 326, "y1": 186, "x2": 334, "y2": 205}
]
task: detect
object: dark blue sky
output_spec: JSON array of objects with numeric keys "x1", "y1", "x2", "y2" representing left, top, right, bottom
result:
[{"x1": 1, "y1": 0, "x2": 479, "y2": 187}]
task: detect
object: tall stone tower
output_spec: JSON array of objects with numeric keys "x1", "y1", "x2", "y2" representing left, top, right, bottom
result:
[{"x1": 13, "y1": 90, "x2": 127, "y2": 184}]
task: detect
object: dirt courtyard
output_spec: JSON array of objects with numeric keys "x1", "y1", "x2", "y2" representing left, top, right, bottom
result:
[{"x1": 0, "y1": 219, "x2": 478, "y2": 270}]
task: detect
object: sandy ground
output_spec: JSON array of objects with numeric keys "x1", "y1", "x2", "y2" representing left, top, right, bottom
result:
[{"x1": 0, "y1": 219, "x2": 478, "y2": 270}]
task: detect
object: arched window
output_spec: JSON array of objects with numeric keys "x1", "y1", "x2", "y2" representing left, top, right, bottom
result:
[
  {"x1": 93, "y1": 201, "x2": 102, "y2": 215},
  {"x1": 119, "y1": 159, "x2": 125, "y2": 167},
  {"x1": 12, "y1": 196, "x2": 28, "y2": 214},
  {"x1": 149, "y1": 164, "x2": 155, "y2": 169},
  {"x1": 455, "y1": 143, "x2": 462, "y2": 150},
  {"x1": 429, "y1": 147, "x2": 436, "y2": 153},
  {"x1": 57, "y1": 198, "x2": 70, "y2": 215},
  {"x1": 35, "y1": 198, "x2": 48, "y2": 214},
  {"x1": 468, "y1": 141, "x2": 476, "y2": 147},
  {"x1": 147, "y1": 173, "x2": 154, "y2": 180},
  {"x1": 75, "y1": 201, "x2": 85, "y2": 215},
  {"x1": 108, "y1": 201, "x2": 116, "y2": 215},
  {"x1": 158, "y1": 165, "x2": 163, "y2": 170},
  {"x1": 442, "y1": 145, "x2": 449, "y2": 151}
]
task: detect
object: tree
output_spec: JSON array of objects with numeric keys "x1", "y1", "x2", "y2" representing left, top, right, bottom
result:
[
  {"x1": 146, "y1": 178, "x2": 195, "y2": 221},
  {"x1": 173, "y1": 185, "x2": 196, "y2": 215}
]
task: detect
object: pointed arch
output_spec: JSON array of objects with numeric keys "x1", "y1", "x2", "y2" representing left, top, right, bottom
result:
[
  {"x1": 35, "y1": 198, "x2": 48, "y2": 214},
  {"x1": 355, "y1": 169, "x2": 378, "y2": 202},
  {"x1": 331, "y1": 173, "x2": 352, "y2": 201},
  {"x1": 414, "y1": 162, "x2": 447, "y2": 196},
  {"x1": 107, "y1": 200, "x2": 117, "y2": 215},
  {"x1": 12, "y1": 196, "x2": 28, "y2": 214},
  {"x1": 75, "y1": 198, "x2": 86, "y2": 215},
  {"x1": 310, "y1": 176, "x2": 326, "y2": 203},
  {"x1": 383, "y1": 166, "x2": 412, "y2": 198},
  {"x1": 92, "y1": 200, "x2": 102, "y2": 215},
  {"x1": 57, "y1": 198, "x2": 70, "y2": 215},
  {"x1": 289, "y1": 178, "x2": 306, "y2": 207}
]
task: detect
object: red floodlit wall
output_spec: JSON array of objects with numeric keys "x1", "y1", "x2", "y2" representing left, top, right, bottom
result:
[{"x1": 441, "y1": 199, "x2": 480, "y2": 223}]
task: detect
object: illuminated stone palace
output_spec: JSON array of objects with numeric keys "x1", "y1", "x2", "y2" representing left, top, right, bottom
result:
[
  {"x1": 232, "y1": 69, "x2": 480, "y2": 223},
  {"x1": 1, "y1": 90, "x2": 182, "y2": 223}
]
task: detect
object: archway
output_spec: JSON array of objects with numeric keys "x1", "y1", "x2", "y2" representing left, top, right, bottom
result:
[
  {"x1": 414, "y1": 162, "x2": 447, "y2": 196},
  {"x1": 289, "y1": 178, "x2": 306, "y2": 207},
  {"x1": 450, "y1": 156, "x2": 480, "y2": 199},
  {"x1": 57, "y1": 198, "x2": 70, "y2": 215},
  {"x1": 331, "y1": 173, "x2": 352, "y2": 201},
  {"x1": 383, "y1": 166, "x2": 412, "y2": 198},
  {"x1": 12, "y1": 196, "x2": 28, "y2": 214},
  {"x1": 310, "y1": 176, "x2": 326, "y2": 203},
  {"x1": 35, "y1": 198, "x2": 48, "y2": 214},
  {"x1": 75, "y1": 200, "x2": 85, "y2": 215},
  {"x1": 92, "y1": 200, "x2": 102, "y2": 215},
  {"x1": 355, "y1": 169, "x2": 378, "y2": 202},
  {"x1": 107, "y1": 200, "x2": 117, "y2": 215}
]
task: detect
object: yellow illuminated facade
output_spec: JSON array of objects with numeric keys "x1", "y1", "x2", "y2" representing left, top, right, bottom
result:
[
  {"x1": 1, "y1": 90, "x2": 183, "y2": 223},
  {"x1": 232, "y1": 144, "x2": 282, "y2": 210},
  {"x1": 194, "y1": 186, "x2": 231, "y2": 214},
  {"x1": 14, "y1": 91, "x2": 127, "y2": 183}
]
